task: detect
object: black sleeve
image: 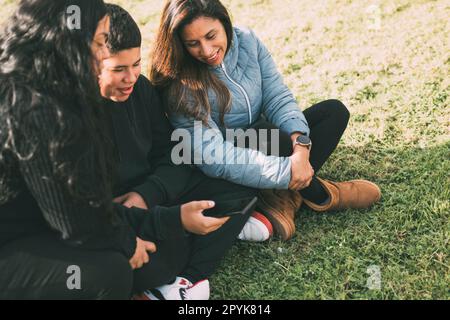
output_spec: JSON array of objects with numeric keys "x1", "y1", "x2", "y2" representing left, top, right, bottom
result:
[
  {"x1": 147, "y1": 85, "x2": 174, "y2": 168},
  {"x1": 18, "y1": 105, "x2": 136, "y2": 259},
  {"x1": 114, "y1": 203, "x2": 187, "y2": 241},
  {"x1": 132, "y1": 78, "x2": 194, "y2": 207}
]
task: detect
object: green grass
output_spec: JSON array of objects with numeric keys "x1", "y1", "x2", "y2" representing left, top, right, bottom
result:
[{"x1": 1, "y1": 0, "x2": 448, "y2": 300}]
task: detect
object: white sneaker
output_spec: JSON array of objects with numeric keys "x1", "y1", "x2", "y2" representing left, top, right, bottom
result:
[
  {"x1": 186, "y1": 279, "x2": 210, "y2": 300},
  {"x1": 143, "y1": 277, "x2": 210, "y2": 300},
  {"x1": 238, "y1": 211, "x2": 273, "y2": 242}
]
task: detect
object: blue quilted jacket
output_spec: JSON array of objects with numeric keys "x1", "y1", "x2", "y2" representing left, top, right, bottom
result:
[{"x1": 169, "y1": 27, "x2": 310, "y2": 189}]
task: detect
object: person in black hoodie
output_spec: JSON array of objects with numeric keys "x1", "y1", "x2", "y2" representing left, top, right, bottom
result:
[{"x1": 97, "y1": 4, "x2": 269, "y2": 300}]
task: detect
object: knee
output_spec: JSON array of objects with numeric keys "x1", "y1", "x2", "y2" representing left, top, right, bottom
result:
[
  {"x1": 82, "y1": 252, "x2": 133, "y2": 300},
  {"x1": 327, "y1": 99, "x2": 350, "y2": 128}
]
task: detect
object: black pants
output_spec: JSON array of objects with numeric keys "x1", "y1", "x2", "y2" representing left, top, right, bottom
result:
[
  {"x1": 133, "y1": 170, "x2": 257, "y2": 292},
  {"x1": 250, "y1": 99, "x2": 350, "y2": 202},
  {"x1": 0, "y1": 171, "x2": 256, "y2": 300}
]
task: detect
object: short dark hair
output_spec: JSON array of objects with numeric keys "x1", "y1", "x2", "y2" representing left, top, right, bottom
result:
[{"x1": 106, "y1": 3, "x2": 141, "y2": 54}]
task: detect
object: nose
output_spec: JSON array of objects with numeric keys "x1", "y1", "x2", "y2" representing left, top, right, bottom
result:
[
  {"x1": 124, "y1": 69, "x2": 137, "y2": 84},
  {"x1": 200, "y1": 42, "x2": 213, "y2": 58}
]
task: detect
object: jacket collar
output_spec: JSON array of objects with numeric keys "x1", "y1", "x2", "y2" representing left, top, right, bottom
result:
[{"x1": 209, "y1": 27, "x2": 239, "y2": 71}]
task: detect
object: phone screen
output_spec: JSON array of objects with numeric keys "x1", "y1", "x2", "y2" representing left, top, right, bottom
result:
[{"x1": 203, "y1": 197, "x2": 258, "y2": 218}]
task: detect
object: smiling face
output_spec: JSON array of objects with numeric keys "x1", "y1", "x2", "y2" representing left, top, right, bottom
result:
[
  {"x1": 98, "y1": 47, "x2": 141, "y2": 102},
  {"x1": 181, "y1": 16, "x2": 228, "y2": 67}
]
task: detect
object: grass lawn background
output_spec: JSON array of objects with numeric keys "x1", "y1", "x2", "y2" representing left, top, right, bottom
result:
[{"x1": 1, "y1": 0, "x2": 448, "y2": 299}]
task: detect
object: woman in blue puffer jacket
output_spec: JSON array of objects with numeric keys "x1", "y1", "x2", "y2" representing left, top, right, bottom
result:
[{"x1": 150, "y1": 0, "x2": 381, "y2": 240}]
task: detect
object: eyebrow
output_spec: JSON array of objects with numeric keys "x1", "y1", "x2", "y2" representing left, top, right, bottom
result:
[
  {"x1": 111, "y1": 58, "x2": 141, "y2": 69},
  {"x1": 184, "y1": 29, "x2": 217, "y2": 43}
]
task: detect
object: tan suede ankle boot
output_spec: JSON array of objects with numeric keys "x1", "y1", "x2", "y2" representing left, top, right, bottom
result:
[
  {"x1": 303, "y1": 177, "x2": 381, "y2": 212},
  {"x1": 257, "y1": 189, "x2": 303, "y2": 240}
]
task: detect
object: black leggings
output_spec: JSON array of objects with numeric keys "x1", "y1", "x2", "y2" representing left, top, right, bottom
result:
[
  {"x1": 250, "y1": 99, "x2": 350, "y2": 202},
  {"x1": 0, "y1": 171, "x2": 256, "y2": 300}
]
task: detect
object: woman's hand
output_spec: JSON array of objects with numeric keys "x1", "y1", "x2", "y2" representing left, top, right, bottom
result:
[
  {"x1": 180, "y1": 201, "x2": 230, "y2": 236},
  {"x1": 114, "y1": 192, "x2": 148, "y2": 210},
  {"x1": 129, "y1": 237, "x2": 157, "y2": 270},
  {"x1": 289, "y1": 147, "x2": 314, "y2": 191}
]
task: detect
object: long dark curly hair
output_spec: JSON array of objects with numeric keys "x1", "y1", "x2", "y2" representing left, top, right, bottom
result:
[{"x1": 0, "y1": 0, "x2": 116, "y2": 212}]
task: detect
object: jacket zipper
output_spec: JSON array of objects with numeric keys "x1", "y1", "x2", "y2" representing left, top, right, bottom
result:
[{"x1": 221, "y1": 63, "x2": 252, "y2": 124}]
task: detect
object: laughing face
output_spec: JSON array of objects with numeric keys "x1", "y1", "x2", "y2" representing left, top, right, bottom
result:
[
  {"x1": 181, "y1": 16, "x2": 228, "y2": 67},
  {"x1": 98, "y1": 47, "x2": 141, "y2": 102}
]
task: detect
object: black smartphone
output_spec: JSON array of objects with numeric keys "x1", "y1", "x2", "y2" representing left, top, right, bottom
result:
[{"x1": 203, "y1": 196, "x2": 258, "y2": 218}]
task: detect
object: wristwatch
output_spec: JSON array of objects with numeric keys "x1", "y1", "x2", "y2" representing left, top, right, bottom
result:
[{"x1": 294, "y1": 134, "x2": 312, "y2": 150}]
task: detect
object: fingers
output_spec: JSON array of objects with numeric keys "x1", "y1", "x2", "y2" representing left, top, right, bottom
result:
[
  {"x1": 207, "y1": 216, "x2": 230, "y2": 227},
  {"x1": 206, "y1": 223, "x2": 225, "y2": 234},
  {"x1": 291, "y1": 177, "x2": 306, "y2": 191},
  {"x1": 129, "y1": 238, "x2": 154, "y2": 270},
  {"x1": 113, "y1": 194, "x2": 127, "y2": 204},
  {"x1": 193, "y1": 200, "x2": 216, "y2": 211},
  {"x1": 181, "y1": 200, "x2": 231, "y2": 236},
  {"x1": 211, "y1": 216, "x2": 230, "y2": 231},
  {"x1": 292, "y1": 166, "x2": 315, "y2": 191},
  {"x1": 292, "y1": 177, "x2": 313, "y2": 191},
  {"x1": 291, "y1": 182, "x2": 301, "y2": 191},
  {"x1": 144, "y1": 241, "x2": 157, "y2": 253},
  {"x1": 122, "y1": 200, "x2": 133, "y2": 208},
  {"x1": 142, "y1": 251, "x2": 150, "y2": 265},
  {"x1": 129, "y1": 258, "x2": 141, "y2": 270},
  {"x1": 135, "y1": 260, "x2": 144, "y2": 269},
  {"x1": 129, "y1": 252, "x2": 149, "y2": 270},
  {"x1": 297, "y1": 177, "x2": 313, "y2": 190},
  {"x1": 201, "y1": 216, "x2": 230, "y2": 234},
  {"x1": 121, "y1": 193, "x2": 148, "y2": 210},
  {"x1": 301, "y1": 178, "x2": 313, "y2": 190}
]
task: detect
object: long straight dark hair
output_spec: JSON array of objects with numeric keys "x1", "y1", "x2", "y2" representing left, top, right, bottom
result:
[
  {"x1": 0, "y1": 0, "x2": 116, "y2": 213},
  {"x1": 150, "y1": 0, "x2": 233, "y2": 125}
]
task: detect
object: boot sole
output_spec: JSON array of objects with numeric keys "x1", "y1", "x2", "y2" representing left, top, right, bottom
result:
[{"x1": 257, "y1": 198, "x2": 295, "y2": 241}]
